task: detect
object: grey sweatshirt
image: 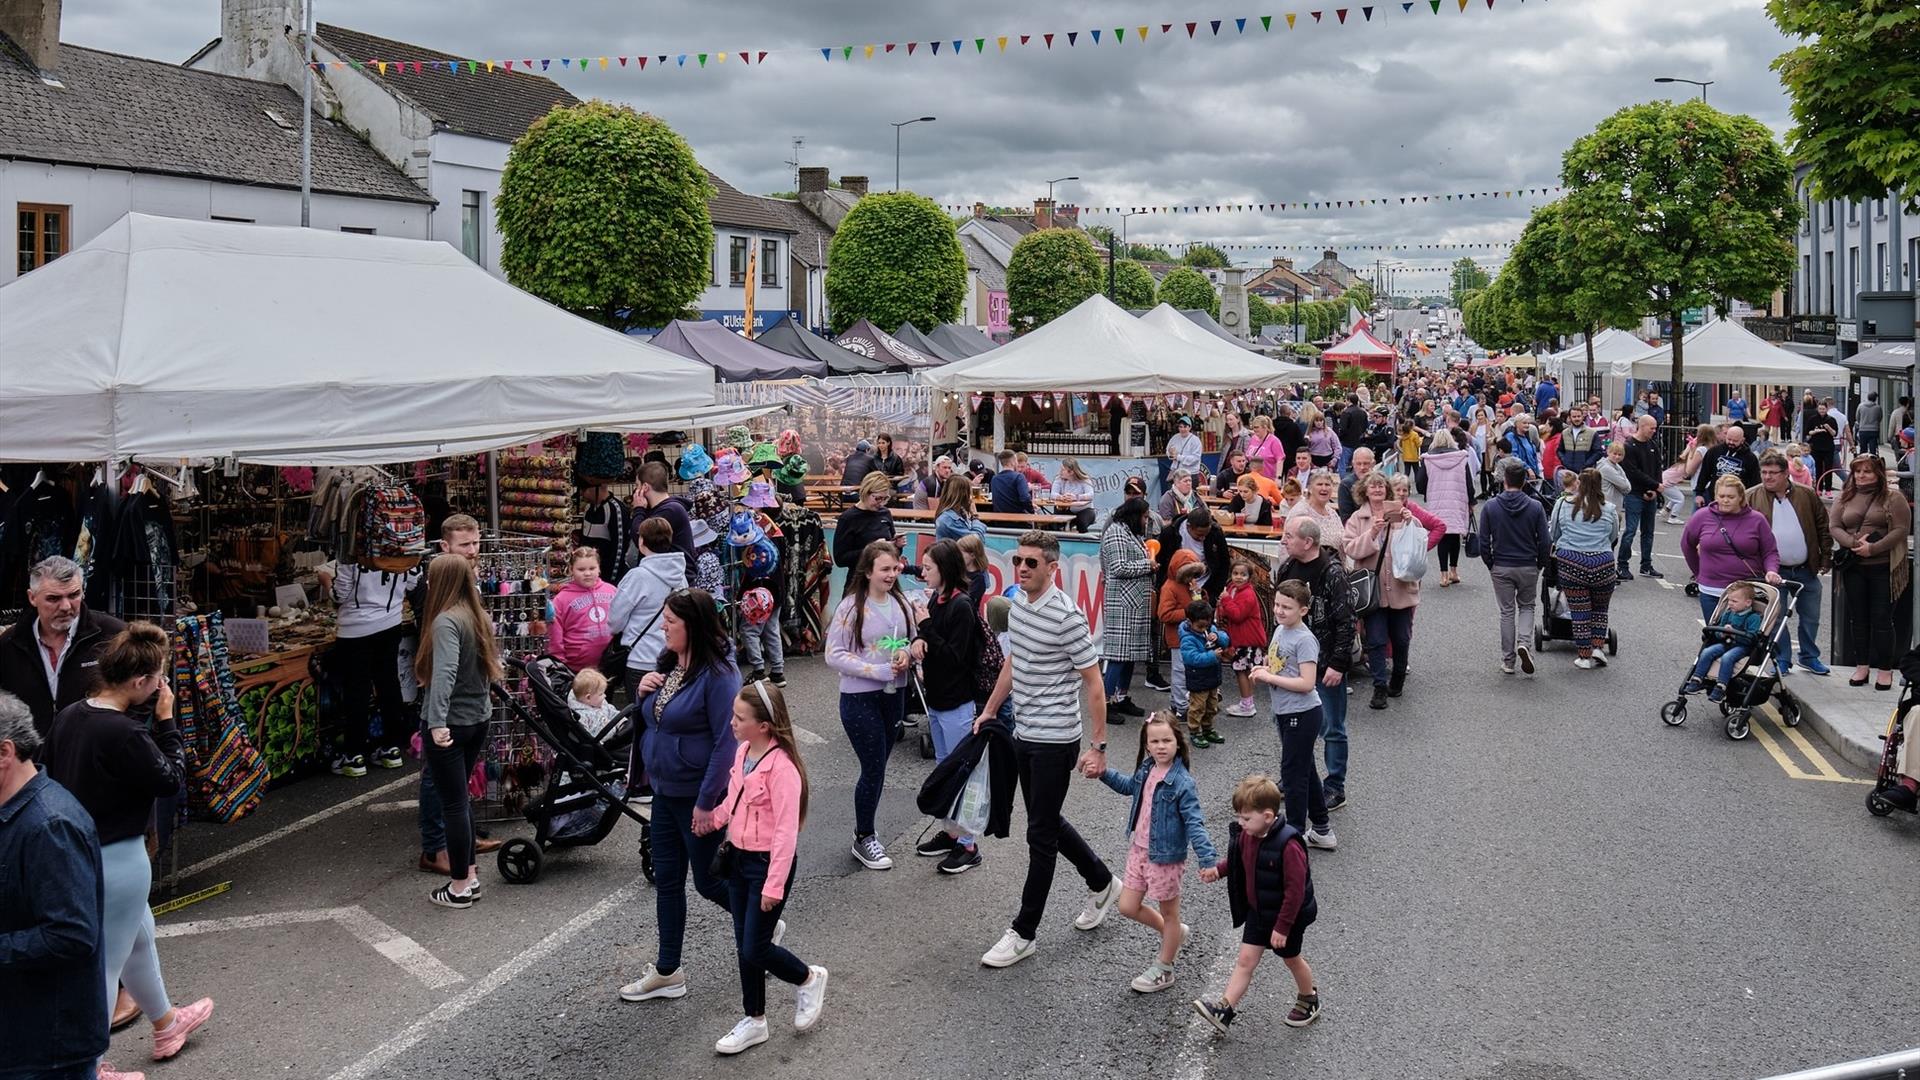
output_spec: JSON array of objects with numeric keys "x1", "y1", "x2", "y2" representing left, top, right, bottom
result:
[{"x1": 422, "y1": 611, "x2": 491, "y2": 729}]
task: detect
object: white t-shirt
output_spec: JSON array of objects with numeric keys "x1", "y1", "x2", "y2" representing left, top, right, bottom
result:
[{"x1": 1770, "y1": 493, "x2": 1808, "y2": 567}]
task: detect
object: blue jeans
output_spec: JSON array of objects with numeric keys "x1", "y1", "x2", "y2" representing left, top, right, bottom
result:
[
  {"x1": 1336, "y1": 445, "x2": 1354, "y2": 475},
  {"x1": 1318, "y1": 679, "x2": 1349, "y2": 795},
  {"x1": 1693, "y1": 643, "x2": 1749, "y2": 683},
  {"x1": 1698, "y1": 592, "x2": 1721, "y2": 623},
  {"x1": 927, "y1": 703, "x2": 978, "y2": 846},
  {"x1": 1775, "y1": 563, "x2": 1822, "y2": 666},
  {"x1": 840, "y1": 690, "x2": 903, "y2": 838},
  {"x1": 726, "y1": 852, "x2": 809, "y2": 1017},
  {"x1": 1618, "y1": 494, "x2": 1656, "y2": 569},
  {"x1": 1103, "y1": 659, "x2": 1135, "y2": 701},
  {"x1": 1860, "y1": 430, "x2": 1879, "y2": 456},
  {"x1": 650, "y1": 793, "x2": 730, "y2": 974}
]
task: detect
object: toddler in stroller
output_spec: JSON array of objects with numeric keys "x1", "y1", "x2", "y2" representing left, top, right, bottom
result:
[{"x1": 1660, "y1": 578, "x2": 1804, "y2": 741}]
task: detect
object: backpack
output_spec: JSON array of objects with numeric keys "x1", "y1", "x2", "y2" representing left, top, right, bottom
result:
[
  {"x1": 358, "y1": 480, "x2": 426, "y2": 570},
  {"x1": 974, "y1": 608, "x2": 1006, "y2": 698}
]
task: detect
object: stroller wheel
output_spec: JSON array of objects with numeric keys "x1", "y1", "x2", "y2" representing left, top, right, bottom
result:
[
  {"x1": 1532, "y1": 627, "x2": 1545, "y2": 653},
  {"x1": 1660, "y1": 701, "x2": 1687, "y2": 727},
  {"x1": 919, "y1": 728, "x2": 934, "y2": 759},
  {"x1": 498, "y1": 837, "x2": 542, "y2": 885},
  {"x1": 1606, "y1": 631, "x2": 1618, "y2": 656},
  {"x1": 1776, "y1": 694, "x2": 1802, "y2": 728},
  {"x1": 1724, "y1": 709, "x2": 1752, "y2": 741},
  {"x1": 1868, "y1": 788, "x2": 1898, "y2": 817}
]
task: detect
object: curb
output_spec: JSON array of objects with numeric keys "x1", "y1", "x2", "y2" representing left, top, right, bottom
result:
[{"x1": 1798, "y1": 693, "x2": 1883, "y2": 775}]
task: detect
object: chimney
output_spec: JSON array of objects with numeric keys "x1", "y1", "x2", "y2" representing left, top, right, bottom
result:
[
  {"x1": 972, "y1": 202, "x2": 986, "y2": 219},
  {"x1": 838, "y1": 175, "x2": 868, "y2": 197},
  {"x1": 798, "y1": 167, "x2": 829, "y2": 195},
  {"x1": 1033, "y1": 197, "x2": 1055, "y2": 230},
  {"x1": 0, "y1": 0, "x2": 62, "y2": 73},
  {"x1": 1322, "y1": 249, "x2": 1338, "y2": 263},
  {"x1": 214, "y1": 0, "x2": 303, "y2": 80}
]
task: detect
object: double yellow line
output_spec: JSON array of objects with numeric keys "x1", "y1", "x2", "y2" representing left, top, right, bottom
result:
[{"x1": 1749, "y1": 702, "x2": 1870, "y2": 784}]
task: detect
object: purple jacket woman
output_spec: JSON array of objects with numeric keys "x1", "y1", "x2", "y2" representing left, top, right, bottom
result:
[{"x1": 1681, "y1": 486, "x2": 1779, "y2": 620}]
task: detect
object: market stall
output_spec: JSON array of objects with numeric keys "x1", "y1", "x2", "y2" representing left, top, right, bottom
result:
[
  {"x1": 648, "y1": 318, "x2": 828, "y2": 381},
  {"x1": 930, "y1": 322, "x2": 998, "y2": 359},
  {"x1": 835, "y1": 318, "x2": 950, "y2": 372},
  {"x1": 890, "y1": 321, "x2": 970, "y2": 364},
  {"x1": 1320, "y1": 328, "x2": 1398, "y2": 383},
  {"x1": 1140, "y1": 304, "x2": 1320, "y2": 379},
  {"x1": 758, "y1": 315, "x2": 888, "y2": 374}
]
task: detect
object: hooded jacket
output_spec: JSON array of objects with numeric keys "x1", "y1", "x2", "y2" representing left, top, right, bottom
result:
[
  {"x1": 1477, "y1": 489, "x2": 1552, "y2": 569},
  {"x1": 548, "y1": 579, "x2": 619, "y2": 674},
  {"x1": 608, "y1": 551, "x2": 688, "y2": 670},
  {"x1": 330, "y1": 561, "x2": 422, "y2": 639}
]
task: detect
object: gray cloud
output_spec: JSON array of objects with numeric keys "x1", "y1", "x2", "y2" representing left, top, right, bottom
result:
[{"x1": 71, "y1": 0, "x2": 1792, "y2": 280}]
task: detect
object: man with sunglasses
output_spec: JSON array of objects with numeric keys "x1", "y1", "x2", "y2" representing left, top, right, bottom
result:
[{"x1": 976, "y1": 532, "x2": 1117, "y2": 968}]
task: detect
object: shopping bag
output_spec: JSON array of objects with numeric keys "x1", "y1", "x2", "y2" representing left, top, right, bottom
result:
[
  {"x1": 1389, "y1": 521, "x2": 1430, "y2": 582},
  {"x1": 951, "y1": 753, "x2": 991, "y2": 837}
]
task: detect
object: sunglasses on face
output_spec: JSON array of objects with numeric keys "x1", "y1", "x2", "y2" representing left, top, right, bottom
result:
[{"x1": 1012, "y1": 555, "x2": 1047, "y2": 570}]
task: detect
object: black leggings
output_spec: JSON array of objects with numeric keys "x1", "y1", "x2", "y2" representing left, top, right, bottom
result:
[
  {"x1": 422, "y1": 722, "x2": 487, "y2": 880},
  {"x1": 334, "y1": 624, "x2": 407, "y2": 757},
  {"x1": 1437, "y1": 534, "x2": 1461, "y2": 572}
]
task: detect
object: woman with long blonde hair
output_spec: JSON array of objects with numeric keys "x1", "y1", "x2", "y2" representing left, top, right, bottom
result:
[{"x1": 415, "y1": 555, "x2": 502, "y2": 909}]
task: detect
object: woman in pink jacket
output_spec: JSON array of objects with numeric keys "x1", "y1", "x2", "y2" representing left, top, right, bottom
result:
[
  {"x1": 1342, "y1": 472, "x2": 1445, "y2": 711},
  {"x1": 709, "y1": 680, "x2": 828, "y2": 1055},
  {"x1": 1420, "y1": 429, "x2": 1476, "y2": 587},
  {"x1": 548, "y1": 548, "x2": 619, "y2": 674}
]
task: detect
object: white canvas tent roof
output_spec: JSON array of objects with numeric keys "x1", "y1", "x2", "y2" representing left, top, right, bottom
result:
[
  {"x1": 1546, "y1": 328, "x2": 1649, "y2": 375},
  {"x1": 921, "y1": 294, "x2": 1301, "y2": 393},
  {"x1": 1610, "y1": 318, "x2": 1848, "y2": 384},
  {"x1": 1138, "y1": 305, "x2": 1318, "y2": 380},
  {"x1": 0, "y1": 214, "x2": 766, "y2": 464}
]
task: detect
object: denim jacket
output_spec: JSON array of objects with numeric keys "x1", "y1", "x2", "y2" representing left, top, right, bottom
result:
[
  {"x1": 0, "y1": 772, "x2": 108, "y2": 1074},
  {"x1": 1100, "y1": 758, "x2": 1219, "y2": 866}
]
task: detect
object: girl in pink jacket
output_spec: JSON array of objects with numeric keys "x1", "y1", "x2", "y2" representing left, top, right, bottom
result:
[
  {"x1": 708, "y1": 680, "x2": 829, "y2": 1055},
  {"x1": 548, "y1": 548, "x2": 618, "y2": 674}
]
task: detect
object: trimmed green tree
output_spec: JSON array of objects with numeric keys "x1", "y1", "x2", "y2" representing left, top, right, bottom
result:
[
  {"x1": 1181, "y1": 244, "x2": 1230, "y2": 269},
  {"x1": 1109, "y1": 259, "x2": 1157, "y2": 310},
  {"x1": 1449, "y1": 258, "x2": 1491, "y2": 308},
  {"x1": 1769, "y1": 0, "x2": 1920, "y2": 210},
  {"x1": 825, "y1": 192, "x2": 968, "y2": 334},
  {"x1": 1156, "y1": 267, "x2": 1220, "y2": 317},
  {"x1": 1559, "y1": 100, "x2": 1796, "y2": 399},
  {"x1": 497, "y1": 101, "x2": 714, "y2": 332},
  {"x1": 1006, "y1": 228, "x2": 1104, "y2": 331},
  {"x1": 1505, "y1": 200, "x2": 1641, "y2": 386}
]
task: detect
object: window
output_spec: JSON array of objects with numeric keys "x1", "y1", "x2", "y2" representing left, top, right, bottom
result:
[
  {"x1": 341, "y1": 226, "x2": 376, "y2": 235},
  {"x1": 1848, "y1": 246, "x2": 1858, "y2": 313},
  {"x1": 1848, "y1": 201, "x2": 1858, "y2": 224},
  {"x1": 760, "y1": 239, "x2": 779, "y2": 287},
  {"x1": 459, "y1": 190, "x2": 486, "y2": 267},
  {"x1": 1823, "y1": 251, "x2": 1834, "y2": 312},
  {"x1": 1877, "y1": 242, "x2": 1887, "y2": 290},
  {"x1": 1910, "y1": 239, "x2": 1919, "y2": 286},
  {"x1": 1801, "y1": 189, "x2": 1811, "y2": 234},
  {"x1": 728, "y1": 235, "x2": 748, "y2": 286},
  {"x1": 1823, "y1": 201, "x2": 1833, "y2": 229},
  {"x1": 1874, "y1": 198, "x2": 1887, "y2": 219},
  {"x1": 1801, "y1": 254, "x2": 1810, "y2": 312},
  {"x1": 16, "y1": 203, "x2": 68, "y2": 274}
]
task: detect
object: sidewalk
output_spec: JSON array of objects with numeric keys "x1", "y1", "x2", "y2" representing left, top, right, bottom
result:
[{"x1": 1792, "y1": 670, "x2": 1902, "y2": 774}]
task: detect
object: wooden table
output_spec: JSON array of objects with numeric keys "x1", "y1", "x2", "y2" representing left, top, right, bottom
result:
[
  {"x1": 892, "y1": 507, "x2": 1078, "y2": 530},
  {"x1": 1218, "y1": 523, "x2": 1287, "y2": 540}
]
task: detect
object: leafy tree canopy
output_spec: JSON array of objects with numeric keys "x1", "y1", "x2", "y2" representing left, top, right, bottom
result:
[
  {"x1": 1156, "y1": 267, "x2": 1220, "y2": 318},
  {"x1": 1181, "y1": 244, "x2": 1231, "y2": 269},
  {"x1": 1769, "y1": 0, "x2": 1920, "y2": 210},
  {"x1": 825, "y1": 192, "x2": 968, "y2": 334},
  {"x1": 497, "y1": 101, "x2": 713, "y2": 332},
  {"x1": 1109, "y1": 258, "x2": 1157, "y2": 310},
  {"x1": 1449, "y1": 258, "x2": 1491, "y2": 307},
  {"x1": 1006, "y1": 228, "x2": 1104, "y2": 331}
]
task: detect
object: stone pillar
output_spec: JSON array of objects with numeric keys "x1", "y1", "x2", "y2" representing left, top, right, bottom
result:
[{"x1": 1220, "y1": 268, "x2": 1249, "y2": 340}]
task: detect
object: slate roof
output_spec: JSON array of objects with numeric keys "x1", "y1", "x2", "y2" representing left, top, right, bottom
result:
[
  {"x1": 0, "y1": 39, "x2": 431, "y2": 203},
  {"x1": 704, "y1": 170, "x2": 794, "y2": 234},
  {"x1": 314, "y1": 23, "x2": 577, "y2": 143},
  {"x1": 750, "y1": 196, "x2": 832, "y2": 267},
  {"x1": 959, "y1": 234, "x2": 1004, "y2": 290}
]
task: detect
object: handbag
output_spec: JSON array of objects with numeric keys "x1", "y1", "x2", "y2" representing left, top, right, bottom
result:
[
  {"x1": 601, "y1": 601, "x2": 666, "y2": 678},
  {"x1": 1348, "y1": 530, "x2": 1389, "y2": 616},
  {"x1": 706, "y1": 759, "x2": 755, "y2": 880},
  {"x1": 1463, "y1": 530, "x2": 1481, "y2": 559}
]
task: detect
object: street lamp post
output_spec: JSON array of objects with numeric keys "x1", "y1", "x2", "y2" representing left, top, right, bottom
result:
[
  {"x1": 891, "y1": 116, "x2": 936, "y2": 191},
  {"x1": 1046, "y1": 175, "x2": 1079, "y2": 204},
  {"x1": 1653, "y1": 76, "x2": 1713, "y2": 102}
]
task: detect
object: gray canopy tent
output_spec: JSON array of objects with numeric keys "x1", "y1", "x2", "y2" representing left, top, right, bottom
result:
[
  {"x1": 931, "y1": 322, "x2": 997, "y2": 358},
  {"x1": 891, "y1": 322, "x2": 969, "y2": 364},
  {"x1": 647, "y1": 319, "x2": 826, "y2": 382},
  {"x1": 757, "y1": 315, "x2": 886, "y2": 375}
]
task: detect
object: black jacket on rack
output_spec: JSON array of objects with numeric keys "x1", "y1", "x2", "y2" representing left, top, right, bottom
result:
[
  {"x1": 104, "y1": 489, "x2": 179, "y2": 621},
  {"x1": 581, "y1": 494, "x2": 632, "y2": 584},
  {"x1": 0, "y1": 479, "x2": 79, "y2": 610}
]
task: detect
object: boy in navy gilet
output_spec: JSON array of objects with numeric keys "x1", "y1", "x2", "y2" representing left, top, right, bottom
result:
[{"x1": 1192, "y1": 774, "x2": 1321, "y2": 1033}]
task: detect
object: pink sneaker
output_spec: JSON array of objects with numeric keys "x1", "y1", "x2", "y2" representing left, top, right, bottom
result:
[
  {"x1": 98, "y1": 1066, "x2": 147, "y2": 1080},
  {"x1": 151, "y1": 997, "x2": 214, "y2": 1061}
]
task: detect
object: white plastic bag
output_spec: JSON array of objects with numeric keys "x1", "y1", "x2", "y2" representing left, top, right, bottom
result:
[
  {"x1": 951, "y1": 753, "x2": 991, "y2": 837},
  {"x1": 1389, "y1": 523, "x2": 1429, "y2": 583}
]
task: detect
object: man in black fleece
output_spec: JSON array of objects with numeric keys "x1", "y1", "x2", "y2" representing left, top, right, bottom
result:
[
  {"x1": 1617, "y1": 415, "x2": 1666, "y2": 579},
  {"x1": 1693, "y1": 424, "x2": 1760, "y2": 507}
]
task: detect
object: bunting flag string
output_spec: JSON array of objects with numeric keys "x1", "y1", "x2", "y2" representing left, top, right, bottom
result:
[
  {"x1": 1158, "y1": 239, "x2": 1519, "y2": 251},
  {"x1": 940, "y1": 186, "x2": 1560, "y2": 216},
  {"x1": 307, "y1": 1, "x2": 1543, "y2": 76}
]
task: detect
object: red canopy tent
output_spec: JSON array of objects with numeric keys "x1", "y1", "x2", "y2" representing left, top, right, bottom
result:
[{"x1": 1320, "y1": 329, "x2": 1397, "y2": 384}]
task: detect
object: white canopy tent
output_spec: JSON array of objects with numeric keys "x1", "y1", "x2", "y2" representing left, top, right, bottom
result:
[
  {"x1": 1609, "y1": 318, "x2": 1848, "y2": 384},
  {"x1": 1544, "y1": 328, "x2": 1651, "y2": 377},
  {"x1": 923, "y1": 294, "x2": 1303, "y2": 393},
  {"x1": 0, "y1": 214, "x2": 771, "y2": 464},
  {"x1": 1138, "y1": 304, "x2": 1319, "y2": 380}
]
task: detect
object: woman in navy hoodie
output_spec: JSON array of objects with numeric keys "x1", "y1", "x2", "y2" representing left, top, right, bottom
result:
[{"x1": 619, "y1": 589, "x2": 743, "y2": 1005}]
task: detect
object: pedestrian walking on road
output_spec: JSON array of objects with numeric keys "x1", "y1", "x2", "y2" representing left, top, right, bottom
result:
[
  {"x1": 1549, "y1": 470, "x2": 1622, "y2": 669},
  {"x1": 43, "y1": 623, "x2": 215, "y2": 1064},
  {"x1": 1745, "y1": 451, "x2": 1831, "y2": 676},
  {"x1": 1254, "y1": 582, "x2": 1337, "y2": 849},
  {"x1": 1681, "y1": 475, "x2": 1781, "y2": 624},
  {"x1": 1420, "y1": 431, "x2": 1474, "y2": 587},
  {"x1": 1191, "y1": 774, "x2": 1321, "y2": 1034},
  {"x1": 909, "y1": 540, "x2": 987, "y2": 874},
  {"x1": 1088, "y1": 713, "x2": 1219, "y2": 995},
  {"x1": 1177, "y1": 600, "x2": 1229, "y2": 746},
  {"x1": 413, "y1": 556, "x2": 504, "y2": 910},
  {"x1": 1478, "y1": 461, "x2": 1552, "y2": 676},
  {"x1": 1341, "y1": 473, "x2": 1445, "y2": 709},
  {"x1": 708, "y1": 680, "x2": 829, "y2": 1055},
  {"x1": 977, "y1": 531, "x2": 1118, "y2": 969},
  {"x1": 1272, "y1": 520, "x2": 1356, "y2": 812},
  {"x1": 1217, "y1": 560, "x2": 1267, "y2": 717},
  {"x1": 622, "y1": 589, "x2": 743, "y2": 1004},
  {"x1": 826, "y1": 540, "x2": 915, "y2": 871},
  {"x1": 1618, "y1": 416, "x2": 1667, "y2": 579}
]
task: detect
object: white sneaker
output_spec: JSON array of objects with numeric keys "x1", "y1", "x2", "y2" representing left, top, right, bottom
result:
[
  {"x1": 1500, "y1": 660, "x2": 1516, "y2": 675},
  {"x1": 771, "y1": 919, "x2": 787, "y2": 948},
  {"x1": 618, "y1": 963, "x2": 686, "y2": 1002},
  {"x1": 1305, "y1": 828, "x2": 1338, "y2": 851},
  {"x1": 1573, "y1": 657, "x2": 1595, "y2": 670},
  {"x1": 1074, "y1": 879, "x2": 1119, "y2": 930},
  {"x1": 1515, "y1": 645, "x2": 1535, "y2": 675},
  {"x1": 715, "y1": 1015, "x2": 769, "y2": 1054},
  {"x1": 1178, "y1": 922, "x2": 1191, "y2": 952},
  {"x1": 1131, "y1": 963, "x2": 1178, "y2": 993},
  {"x1": 1224, "y1": 699, "x2": 1257, "y2": 717},
  {"x1": 981, "y1": 929, "x2": 1036, "y2": 968},
  {"x1": 794, "y1": 965, "x2": 829, "y2": 1031}
]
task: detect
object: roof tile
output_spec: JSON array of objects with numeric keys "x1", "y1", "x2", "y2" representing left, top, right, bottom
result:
[{"x1": 316, "y1": 23, "x2": 577, "y2": 143}]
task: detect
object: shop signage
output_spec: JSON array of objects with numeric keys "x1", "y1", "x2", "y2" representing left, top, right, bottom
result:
[
  {"x1": 987, "y1": 290, "x2": 1010, "y2": 336},
  {"x1": 1836, "y1": 318, "x2": 1859, "y2": 343},
  {"x1": 703, "y1": 308, "x2": 782, "y2": 334},
  {"x1": 1789, "y1": 315, "x2": 1836, "y2": 345}
]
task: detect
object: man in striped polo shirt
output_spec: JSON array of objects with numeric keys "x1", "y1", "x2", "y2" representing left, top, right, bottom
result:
[{"x1": 976, "y1": 531, "x2": 1118, "y2": 968}]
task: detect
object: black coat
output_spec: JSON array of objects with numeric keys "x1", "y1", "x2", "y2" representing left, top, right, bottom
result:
[
  {"x1": 916, "y1": 721, "x2": 1016, "y2": 839},
  {"x1": 914, "y1": 590, "x2": 982, "y2": 712},
  {"x1": 0, "y1": 606, "x2": 127, "y2": 735},
  {"x1": 832, "y1": 507, "x2": 896, "y2": 569},
  {"x1": 1155, "y1": 521, "x2": 1231, "y2": 603}
]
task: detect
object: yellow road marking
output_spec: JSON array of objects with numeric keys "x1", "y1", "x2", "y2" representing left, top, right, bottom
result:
[
  {"x1": 151, "y1": 880, "x2": 232, "y2": 918},
  {"x1": 1750, "y1": 704, "x2": 1870, "y2": 785}
]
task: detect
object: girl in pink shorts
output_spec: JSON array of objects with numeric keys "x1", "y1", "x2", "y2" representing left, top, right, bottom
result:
[{"x1": 1090, "y1": 713, "x2": 1221, "y2": 994}]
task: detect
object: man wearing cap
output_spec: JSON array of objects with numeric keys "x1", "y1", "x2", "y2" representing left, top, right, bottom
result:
[
  {"x1": 841, "y1": 439, "x2": 881, "y2": 490},
  {"x1": 1165, "y1": 416, "x2": 1204, "y2": 480}
]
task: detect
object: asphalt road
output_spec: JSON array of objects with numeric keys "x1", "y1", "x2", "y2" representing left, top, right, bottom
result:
[{"x1": 120, "y1": 516, "x2": 1917, "y2": 1080}]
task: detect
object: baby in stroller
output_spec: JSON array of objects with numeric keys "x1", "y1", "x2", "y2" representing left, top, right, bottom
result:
[{"x1": 1682, "y1": 582, "x2": 1764, "y2": 702}]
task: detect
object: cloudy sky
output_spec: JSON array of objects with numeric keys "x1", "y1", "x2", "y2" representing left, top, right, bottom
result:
[{"x1": 70, "y1": 0, "x2": 1797, "y2": 288}]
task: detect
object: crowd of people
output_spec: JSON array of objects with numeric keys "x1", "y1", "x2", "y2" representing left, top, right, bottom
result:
[{"x1": 2, "y1": 367, "x2": 1912, "y2": 1068}]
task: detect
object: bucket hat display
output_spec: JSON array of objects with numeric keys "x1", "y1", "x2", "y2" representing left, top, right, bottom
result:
[
  {"x1": 726, "y1": 509, "x2": 766, "y2": 547},
  {"x1": 675, "y1": 444, "x2": 714, "y2": 480},
  {"x1": 724, "y1": 425, "x2": 755, "y2": 452},
  {"x1": 747, "y1": 442, "x2": 782, "y2": 469},
  {"x1": 744, "y1": 480, "x2": 778, "y2": 509},
  {"x1": 712, "y1": 451, "x2": 748, "y2": 486}
]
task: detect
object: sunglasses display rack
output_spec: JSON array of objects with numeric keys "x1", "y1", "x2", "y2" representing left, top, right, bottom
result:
[{"x1": 475, "y1": 532, "x2": 560, "y2": 820}]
